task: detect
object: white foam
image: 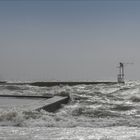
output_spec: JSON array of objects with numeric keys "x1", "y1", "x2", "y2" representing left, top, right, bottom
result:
[{"x1": 0, "y1": 126, "x2": 140, "y2": 140}]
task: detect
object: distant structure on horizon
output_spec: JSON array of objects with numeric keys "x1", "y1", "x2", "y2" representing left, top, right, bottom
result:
[
  {"x1": 117, "y1": 62, "x2": 125, "y2": 83},
  {"x1": 117, "y1": 62, "x2": 133, "y2": 83}
]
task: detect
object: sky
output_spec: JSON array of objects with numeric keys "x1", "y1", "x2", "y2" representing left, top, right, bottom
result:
[{"x1": 0, "y1": 0, "x2": 140, "y2": 81}]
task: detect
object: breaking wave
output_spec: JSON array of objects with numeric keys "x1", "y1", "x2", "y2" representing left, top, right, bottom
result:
[{"x1": 0, "y1": 81, "x2": 140, "y2": 127}]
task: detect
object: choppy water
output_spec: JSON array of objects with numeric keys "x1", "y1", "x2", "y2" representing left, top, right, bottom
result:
[{"x1": 1, "y1": 81, "x2": 140, "y2": 139}]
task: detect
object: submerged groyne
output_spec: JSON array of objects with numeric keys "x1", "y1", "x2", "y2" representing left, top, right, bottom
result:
[{"x1": 0, "y1": 95, "x2": 70, "y2": 112}]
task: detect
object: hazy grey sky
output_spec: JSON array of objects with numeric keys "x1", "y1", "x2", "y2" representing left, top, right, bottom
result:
[{"x1": 0, "y1": 0, "x2": 140, "y2": 81}]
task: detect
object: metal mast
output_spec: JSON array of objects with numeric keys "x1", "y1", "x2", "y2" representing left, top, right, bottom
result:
[
  {"x1": 117, "y1": 62, "x2": 125, "y2": 83},
  {"x1": 117, "y1": 62, "x2": 133, "y2": 83}
]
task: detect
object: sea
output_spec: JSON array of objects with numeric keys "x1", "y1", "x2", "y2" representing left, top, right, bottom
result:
[{"x1": 0, "y1": 81, "x2": 140, "y2": 139}]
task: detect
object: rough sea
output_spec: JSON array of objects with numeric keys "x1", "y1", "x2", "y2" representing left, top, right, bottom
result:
[{"x1": 1, "y1": 81, "x2": 140, "y2": 139}]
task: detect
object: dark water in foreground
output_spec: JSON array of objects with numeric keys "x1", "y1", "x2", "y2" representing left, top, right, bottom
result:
[{"x1": 0, "y1": 81, "x2": 140, "y2": 139}]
